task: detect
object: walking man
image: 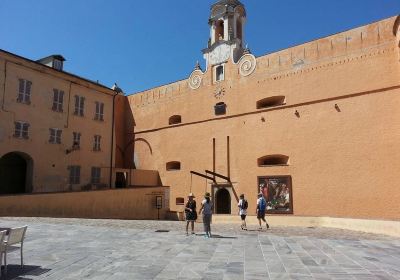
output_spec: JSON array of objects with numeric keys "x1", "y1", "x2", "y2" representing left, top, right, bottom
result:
[
  {"x1": 256, "y1": 193, "x2": 270, "y2": 230},
  {"x1": 238, "y1": 194, "x2": 248, "y2": 230}
]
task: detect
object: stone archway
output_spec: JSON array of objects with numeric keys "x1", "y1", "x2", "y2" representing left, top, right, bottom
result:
[
  {"x1": 215, "y1": 188, "x2": 231, "y2": 214},
  {"x1": 0, "y1": 152, "x2": 33, "y2": 194}
]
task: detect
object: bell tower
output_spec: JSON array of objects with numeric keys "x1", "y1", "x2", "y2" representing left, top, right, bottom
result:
[{"x1": 203, "y1": 0, "x2": 246, "y2": 69}]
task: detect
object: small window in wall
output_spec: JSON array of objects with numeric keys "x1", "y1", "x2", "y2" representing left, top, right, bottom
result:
[
  {"x1": 216, "y1": 65, "x2": 224, "y2": 82},
  {"x1": 214, "y1": 102, "x2": 226, "y2": 115},
  {"x1": 91, "y1": 167, "x2": 101, "y2": 184},
  {"x1": 93, "y1": 135, "x2": 101, "y2": 151},
  {"x1": 52, "y1": 89, "x2": 64, "y2": 112},
  {"x1": 17, "y1": 79, "x2": 32, "y2": 104},
  {"x1": 256, "y1": 96, "x2": 286, "y2": 109},
  {"x1": 74, "y1": 95, "x2": 85, "y2": 116},
  {"x1": 14, "y1": 121, "x2": 30, "y2": 139},
  {"x1": 169, "y1": 115, "x2": 182, "y2": 125},
  {"x1": 49, "y1": 128, "x2": 62, "y2": 144},
  {"x1": 166, "y1": 161, "x2": 181, "y2": 171},
  {"x1": 176, "y1": 197, "x2": 184, "y2": 205},
  {"x1": 258, "y1": 155, "x2": 289, "y2": 166},
  {"x1": 68, "y1": 166, "x2": 81, "y2": 184},
  {"x1": 94, "y1": 101, "x2": 104, "y2": 121}
]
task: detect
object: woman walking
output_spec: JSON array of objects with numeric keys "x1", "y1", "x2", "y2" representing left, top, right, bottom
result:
[
  {"x1": 199, "y1": 192, "x2": 213, "y2": 238},
  {"x1": 185, "y1": 193, "x2": 197, "y2": 235}
]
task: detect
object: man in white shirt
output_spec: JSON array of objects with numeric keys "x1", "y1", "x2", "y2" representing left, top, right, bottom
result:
[{"x1": 238, "y1": 194, "x2": 248, "y2": 230}]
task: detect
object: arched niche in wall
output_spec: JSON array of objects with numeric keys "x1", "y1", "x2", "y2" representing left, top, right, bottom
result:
[
  {"x1": 394, "y1": 16, "x2": 400, "y2": 49},
  {"x1": 258, "y1": 155, "x2": 289, "y2": 167},
  {"x1": 166, "y1": 161, "x2": 181, "y2": 171},
  {"x1": 256, "y1": 96, "x2": 286, "y2": 109},
  {"x1": 169, "y1": 115, "x2": 182, "y2": 125}
]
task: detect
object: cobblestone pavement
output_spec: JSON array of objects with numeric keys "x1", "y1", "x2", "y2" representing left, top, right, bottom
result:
[{"x1": 0, "y1": 217, "x2": 399, "y2": 280}]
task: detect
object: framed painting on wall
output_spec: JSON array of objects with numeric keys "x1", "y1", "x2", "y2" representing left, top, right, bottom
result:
[{"x1": 258, "y1": 176, "x2": 293, "y2": 214}]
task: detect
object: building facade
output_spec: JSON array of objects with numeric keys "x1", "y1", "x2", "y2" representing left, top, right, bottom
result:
[
  {"x1": 0, "y1": 50, "x2": 120, "y2": 194},
  {"x1": 127, "y1": 1, "x2": 400, "y2": 221}
]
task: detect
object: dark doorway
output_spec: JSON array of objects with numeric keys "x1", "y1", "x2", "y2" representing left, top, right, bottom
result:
[
  {"x1": 115, "y1": 172, "x2": 127, "y2": 189},
  {"x1": 0, "y1": 152, "x2": 33, "y2": 194},
  {"x1": 216, "y1": 188, "x2": 231, "y2": 214}
]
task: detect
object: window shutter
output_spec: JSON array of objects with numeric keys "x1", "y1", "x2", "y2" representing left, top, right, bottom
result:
[
  {"x1": 100, "y1": 103, "x2": 104, "y2": 120},
  {"x1": 74, "y1": 96, "x2": 79, "y2": 114},
  {"x1": 80, "y1": 97, "x2": 85, "y2": 116},
  {"x1": 49, "y1": 129, "x2": 55, "y2": 143},
  {"x1": 18, "y1": 80, "x2": 24, "y2": 101},
  {"x1": 60, "y1": 91, "x2": 64, "y2": 110},
  {"x1": 26, "y1": 81, "x2": 32, "y2": 102},
  {"x1": 22, "y1": 123, "x2": 29, "y2": 139},
  {"x1": 52, "y1": 89, "x2": 58, "y2": 110},
  {"x1": 56, "y1": 130, "x2": 62, "y2": 143}
]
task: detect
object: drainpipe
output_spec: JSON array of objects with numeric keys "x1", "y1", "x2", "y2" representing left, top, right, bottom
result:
[{"x1": 109, "y1": 90, "x2": 119, "y2": 188}]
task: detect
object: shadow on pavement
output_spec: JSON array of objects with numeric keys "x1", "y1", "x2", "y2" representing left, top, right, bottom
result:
[{"x1": 0, "y1": 265, "x2": 50, "y2": 280}]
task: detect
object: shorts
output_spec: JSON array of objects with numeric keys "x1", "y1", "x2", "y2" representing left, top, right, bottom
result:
[
  {"x1": 240, "y1": 215, "x2": 247, "y2": 221},
  {"x1": 257, "y1": 211, "x2": 266, "y2": 220}
]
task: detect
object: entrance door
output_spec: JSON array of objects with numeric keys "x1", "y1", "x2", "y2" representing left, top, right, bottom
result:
[
  {"x1": 216, "y1": 188, "x2": 231, "y2": 214},
  {"x1": 115, "y1": 172, "x2": 127, "y2": 189},
  {"x1": 0, "y1": 152, "x2": 32, "y2": 194}
]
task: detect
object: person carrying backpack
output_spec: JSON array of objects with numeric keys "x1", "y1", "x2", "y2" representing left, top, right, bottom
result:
[
  {"x1": 238, "y1": 194, "x2": 248, "y2": 230},
  {"x1": 256, "y1": 193, "x2": 270, "y2": 230}
]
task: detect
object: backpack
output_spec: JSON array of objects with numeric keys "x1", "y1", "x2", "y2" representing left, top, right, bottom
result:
[
  {"x1": 241, "y1": 199, "x2": 248, "y2": 210},
  {"x1": 258, "y1": 197, "x2": 266, "y2": 211}
]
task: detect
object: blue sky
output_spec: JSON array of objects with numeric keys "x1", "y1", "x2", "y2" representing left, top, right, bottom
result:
[{"x1": 0, "y1": 1, "x2": 399, "y2": 94}]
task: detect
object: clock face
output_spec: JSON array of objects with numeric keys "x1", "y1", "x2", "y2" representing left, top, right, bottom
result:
[{"x1": 209, "y1": 44, "x2": 230, "y2": 65}]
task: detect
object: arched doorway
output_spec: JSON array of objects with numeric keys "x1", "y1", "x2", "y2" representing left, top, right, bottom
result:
[
  {"x1": 216, "y1": 188, "x2": 231, "y2": 214},
  {"x1": 0, "y1": 152, "x2": 33, "y2": 194}
]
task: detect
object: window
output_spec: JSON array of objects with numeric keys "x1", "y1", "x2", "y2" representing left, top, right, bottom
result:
[
  {"x1": 94, "y1": 102, "x2": 104, "y2": 121},
  {"x1": 74, "y1": 95, "x2": 85, "y2": 116},
  {"x1": 214, "y1": 102, "x2": 226, "y2": 115},
  {"x1": 215, "y1": 20, "x2": 224, "y2": 41},
  {"x1": 52, "y1": 89, "x2": 64, "y2": 112},
  {"x1": 93, "y1": 135, "x2": 101, "y2": 151},
  {"x1": 53, "y1": 59, "x2": 62, "y2": 71},
  {"x1": 91, "y1": 167, "x2": 101, "y2": 184},
  {"x1": 258, "y1": 155, "x2": 289, "y2": 166},
  {"x1": 166, "y1": 161, "x2": 181, "y2": 171},
  {"x1": 258, "y1": 176, "x2": 293, "y2": 214},
  {"x1": 49, "y1": 128, "x2": 62, "y2": 144},
  {"x1": 169, "y1": 115, "x2": 182, "y2": 125},
  {"x1": 216, "y1": 65, "x2": 224, "y2": 82},
  {"x1": 68, "y1": 166, "x2": 81, "y2": 184},
  {"x1": 256, "y1": 96, "x2": 286, "y2": 109},
  {"x1": 14, "y1": 121, "x2": 29, "y2": 139},
  {"x1": 17, "y1": 79, "x2": 32, "y2": 104},
  {"x1": 72, "y1": 132, "x2": 81, "y2": 149},
  {"x1": 176, "y1": 197, "x2": 185, "y2": 205}
]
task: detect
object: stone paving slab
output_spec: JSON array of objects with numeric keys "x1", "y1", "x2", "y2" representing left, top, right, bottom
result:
[{"x1": 0, "y1": 217, "x2": 399, "y2": 280}]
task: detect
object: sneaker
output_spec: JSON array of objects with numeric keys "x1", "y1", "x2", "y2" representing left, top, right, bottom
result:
[
  {"x1": 241, "y1": 225, "x2": 244, "y2": 230},
  {"x1": 266, "y1": 223, "x2": 270, "y2": 229}
]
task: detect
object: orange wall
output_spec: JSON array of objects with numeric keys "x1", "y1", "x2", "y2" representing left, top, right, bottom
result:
[
  {"x1": 0, "y1": 187, "x2": 169, "y2": 220},
  {"x1": 125, "y1": 16, "x2": 400, "y2": 221}
]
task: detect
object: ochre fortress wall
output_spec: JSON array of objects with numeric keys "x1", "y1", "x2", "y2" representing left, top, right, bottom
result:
[{"x1": 125, "y1": 16, "x2": 400, "y2": 221}]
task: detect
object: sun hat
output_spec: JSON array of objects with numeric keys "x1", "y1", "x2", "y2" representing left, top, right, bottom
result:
[
  {"x1": 204, "y1": 192, "x2": 211, "y2": 198},
  {"x1": 188, "y1": 193, "x2": 195, "y2": 198}
]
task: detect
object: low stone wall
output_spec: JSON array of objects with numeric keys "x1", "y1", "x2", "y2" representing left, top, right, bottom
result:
[{"x1": 0, "y1": 187, "x2": 169, "y2": 220}]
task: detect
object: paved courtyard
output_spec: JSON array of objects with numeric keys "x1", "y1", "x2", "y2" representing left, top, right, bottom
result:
[{"x1": 0, "y1": 217, "x2": 399, "y2": 280}]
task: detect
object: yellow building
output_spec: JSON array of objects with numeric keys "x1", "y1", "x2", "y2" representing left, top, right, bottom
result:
[{"x1": 0, "y1": 50, "x2": 121, "y2": 193}]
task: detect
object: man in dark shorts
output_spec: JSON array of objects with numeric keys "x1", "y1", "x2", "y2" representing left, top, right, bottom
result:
[
  {"x1": 238, "y1": 194, "x2": 248, "y2": 230},
  {"x1": 256, "y1": 193, "x2": 270, "y2": 230}
]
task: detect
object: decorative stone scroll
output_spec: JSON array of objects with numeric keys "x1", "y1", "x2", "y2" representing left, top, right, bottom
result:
[
  {"x1": 188, "y1": 70, "x2": 203, "y2": 90},
  {"x1": 238, "y1": 54, "x2": 257, "y2": 77}
]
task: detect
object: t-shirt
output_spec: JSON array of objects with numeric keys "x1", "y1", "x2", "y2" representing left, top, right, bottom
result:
[
  {"x1": 202, "y1": 199, "x2": 213, "y2": 215},
  {"x1": 257, "y1": 197, "x2": 266, "y2": 212},
  {"x1": 238, "y1": 199, "x2": 247, "y2": 216}
]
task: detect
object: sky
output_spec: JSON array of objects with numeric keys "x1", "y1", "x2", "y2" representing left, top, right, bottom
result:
[{"x1": 0, "y1": 1, "x2": 399, "y2": 95}]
